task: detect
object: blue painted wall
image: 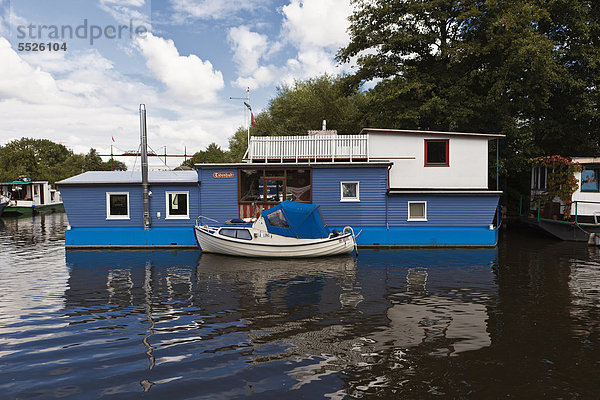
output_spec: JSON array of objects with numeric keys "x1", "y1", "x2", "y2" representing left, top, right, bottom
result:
[
  {"x1": 312, "y1": 166, "x2": 388, "y2": 227},
  {"x1": 198, "y1": 168, "x2": 239, "y2": 223},
  {"x1": 61, "y1": 183, "x2": 200, "y2": 228},
  {"x1": 387, "y1": 195, "x2": 499, "y2": 227}
]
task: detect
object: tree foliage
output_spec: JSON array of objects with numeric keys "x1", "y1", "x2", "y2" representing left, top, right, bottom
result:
[
  {"x1": 338, "y1": 0, "x2": 600, "y2": 206},
  {"x1": 183, "y1": 143, "x2": 229, "y2": 167},
  {"x1": 531, "y1": 155, "x2": 582, "y2": 218},
  {"x1": 186, "y1": 75, "x2": 367, "y2": 164},
  {"x1": 0, "y1": 138, "x2": 126, "y2": 184}
]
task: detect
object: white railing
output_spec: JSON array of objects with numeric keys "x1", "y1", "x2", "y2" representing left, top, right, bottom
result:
[{"x1": 247, "y1": 135, "x2": 369, "y2": 162}]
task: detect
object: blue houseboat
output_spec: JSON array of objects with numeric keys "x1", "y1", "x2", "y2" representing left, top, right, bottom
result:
[{"x1": 58, "y1": 123, "x2": 503, "y2": 248}]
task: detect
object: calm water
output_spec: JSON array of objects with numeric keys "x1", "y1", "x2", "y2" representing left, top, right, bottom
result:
[{"x1": 1, "y1": 214, "x2": 599, "y2": 399}]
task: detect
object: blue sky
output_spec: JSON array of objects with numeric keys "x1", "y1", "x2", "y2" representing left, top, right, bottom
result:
[{"x1": 0, "y1": 0, "x2": 354, "y2": 169}]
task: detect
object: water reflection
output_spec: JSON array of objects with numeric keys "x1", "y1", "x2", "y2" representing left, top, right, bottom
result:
[
  {"x1": 59, "y1": 248, "x2": 499, "y2": 398},
  {"x1": 2, "y1": 215, "x2": 600, "y2": 398}
]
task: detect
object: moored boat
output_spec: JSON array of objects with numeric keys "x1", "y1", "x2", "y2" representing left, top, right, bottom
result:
[
  {"x1": 0, "y1": 177, "x2": 64, "y2": 217},
  {"x1": 194, "y1": 201, "x2": 357, "y2": 257}
]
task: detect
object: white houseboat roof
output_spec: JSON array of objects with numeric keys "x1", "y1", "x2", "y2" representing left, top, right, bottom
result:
[
  {"x1": 572, "y1": 157, "x2": 600, "y2": 164},
  {"x1": 359, "y1": 128, "x2": 505, "y2": 139},
  {"x1": 57, "y1": 170, "x2": 198, "y2": 185}
]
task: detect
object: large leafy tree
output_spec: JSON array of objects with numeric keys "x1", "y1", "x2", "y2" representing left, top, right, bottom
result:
[{"x1": 339, "y1": 0, "x2": 600, "y2": 204}]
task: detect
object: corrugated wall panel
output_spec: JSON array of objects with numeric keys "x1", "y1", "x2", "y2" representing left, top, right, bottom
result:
[
  {"x1": 62, "y1": 184, "x2": 201, "y2": 228},
  {"x1": 61, "y1": 185, "x2": 143, "y2": 227},
  {"x1": 388, "y1": 195, "x2": 499, "y2": 227},
  {"x1": 312, "y1": 167, "x2": 388, "y2": 226},
  {"x1": 148, "y1": 184, "x2": 200, "y2": 227},
  {"x1": 198, "y1": 168, "x2": 239, "y2": 223}
]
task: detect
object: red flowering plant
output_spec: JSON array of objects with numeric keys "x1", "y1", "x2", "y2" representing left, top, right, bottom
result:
[{"x1": 530, "y1": 155, "x2": 582, "y2": 218}]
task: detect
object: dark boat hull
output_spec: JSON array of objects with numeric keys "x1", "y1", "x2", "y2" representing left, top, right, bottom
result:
[{"x1": 520, "y1": 217, "x2": 600, "y2": 242}]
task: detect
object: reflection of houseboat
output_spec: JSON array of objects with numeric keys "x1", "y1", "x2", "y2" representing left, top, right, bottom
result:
[
  {"x1": 525, "y1": 157, "x2": 600, "y2": 241},
  {"x1": 58, "y1": 105, "x2": 503, "y2": 248},
  {"x1": 0, "y1": 177, "x2": 64, "y2": 217}
]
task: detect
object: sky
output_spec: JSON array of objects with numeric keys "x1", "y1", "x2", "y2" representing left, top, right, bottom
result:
[{"x1": 0, "y1": 0, "x2": 356, "y2": 169}]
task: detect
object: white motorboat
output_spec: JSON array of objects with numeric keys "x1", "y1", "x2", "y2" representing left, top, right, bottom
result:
[{"x1": 194, "y1": 201, "x2": 356, "y2": 258}]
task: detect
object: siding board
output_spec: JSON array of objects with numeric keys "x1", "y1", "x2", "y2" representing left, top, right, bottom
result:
[
  {"x1": 61, "y1": 184, "x2": 200, "y2": 228},
  {"x1": 198, "y1": 168, "x2": 239, "y2": 223},
  {"x1": 313, "y1": 167, "x2": 388, "y2": 226}
]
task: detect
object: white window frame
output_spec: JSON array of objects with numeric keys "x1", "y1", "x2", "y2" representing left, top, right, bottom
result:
[
  {"x1": 165, "y1": 191, "x2": 190, "y2": 219},
  {"x1": 340, "y1": 181, "x2": 360, "y2": 202},
  {"x1": 106, "y1": 192, "x2": 130, "y2": 220},
  {"x1": 407, "y1": 201, "x2": 427, "y2": 221}
]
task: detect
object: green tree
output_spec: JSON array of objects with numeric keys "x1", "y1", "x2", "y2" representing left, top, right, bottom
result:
[
  {"x1": 183, "y1": 143, "x2": 229, "y2": 167},
  {"x1": 0, "y1": 138, "x2": 71, "y2": 183},
  {"x1": 338, "y1": 0, "x2": 600, "y2": 208},
  {"x1": 0, "y1": 139, "x2": 127, "y2": 184},
  {"x1": 227, "y1": 74, "x2": 366, "y2": 162}
]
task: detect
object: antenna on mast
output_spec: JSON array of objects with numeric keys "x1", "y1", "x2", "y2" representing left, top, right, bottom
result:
[{"x1": 230, "y1": 87, "x2": 251, "y2": 147}]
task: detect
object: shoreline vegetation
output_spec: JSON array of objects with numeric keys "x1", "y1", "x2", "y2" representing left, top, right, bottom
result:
[{"x1": 0, "y1": 138, "x2": 126, "y2": 184}]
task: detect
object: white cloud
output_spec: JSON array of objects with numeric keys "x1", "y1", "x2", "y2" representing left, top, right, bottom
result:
[
  {"x1": 0, "y1": 34, "x2": 239, "y2": 170},
  {"x1": 282, "y1": 0, "x2": 352, "y2": 51},
  {"x1": 170, "y1": 0, "x2": 263, "y2": 21},
  {"x1": 0, "y1": 37, "x2": 69, "y2": 104},
  {"x1": 228, "y1": 26, "x2": 269, "y2": 73},
  {"x1": 98, "y1": 0, "x2": 151, "y2": 26},
  {"x1": 137, "y1": 33, "x2": 224, "y2": 104},
  {"x1": 229, "y1": 0, "x2": 354, "y2": 90}
]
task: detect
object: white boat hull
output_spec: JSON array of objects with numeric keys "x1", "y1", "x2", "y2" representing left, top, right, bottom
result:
[{"x1": 194, "y1": 226, "x2": 355, "y2": 258}]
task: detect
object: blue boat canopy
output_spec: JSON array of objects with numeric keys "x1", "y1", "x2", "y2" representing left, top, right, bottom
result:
[{"x1": 262, "y1": 201, "x2": 329, "y2": 239}]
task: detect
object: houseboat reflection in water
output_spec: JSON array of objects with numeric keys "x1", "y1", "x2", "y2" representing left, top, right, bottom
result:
[{"x1": 64, "y1": 247, "x2": 497, "y2": 395}]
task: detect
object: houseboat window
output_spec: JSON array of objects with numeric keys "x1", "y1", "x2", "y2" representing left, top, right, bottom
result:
[
  {"x1": 34, "y1": 185, "x2": 38, "y2": 196},
  {"x1": 424, "y1": 140, "x2": 449, "y2": 166},
  {"x1": 166, "y1": 191, "x2": 189, "y2": 219},
  {"x1": 532, "y1": 166, "x2": 547, "y2": 190},
  {"x1": 267, "y1": 209, "x2": 289, "y2": 228},
  {"x1": 286, "y1": 169, "x2": 311, "y2": 202},
  {"x1": 408, "y1": 201, "x2": 427, "y2": 221},
  {"x1": 240, "y1": 169, "x2": 262, "y2": 202},
  {"x1": 50, "y1": 192, "x2": 55, "y2": 201},
  {"x1": 265, "y1": 169, "x2": 284, "y2": 178},
  {"x1": 340, "y1": 181, "x2": 360, "y2": 202},
  {"x1": 263, "y1": 177, "x2": 284, "y2": 202},
  {"x1": 239, "y1": 168, "x2": 313, "y2": 205},
  {"x1": 219, "y1": 228, "x2": 252, "y2": 240},
  {"x1": 106, "y1": 192, "x2": 129, "y2": 220},
  {"x1": 581, "y1": 169, "x2": 599, "y2": 192}
]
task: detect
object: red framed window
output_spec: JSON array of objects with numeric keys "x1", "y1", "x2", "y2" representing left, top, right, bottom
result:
[{"x1": 424, "y1": 139, "x2": 449, "y2": 167}]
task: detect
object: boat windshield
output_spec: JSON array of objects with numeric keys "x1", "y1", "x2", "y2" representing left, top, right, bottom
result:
[{"x1": 267, "y1": 209, "x2": 289, "y2": 228}]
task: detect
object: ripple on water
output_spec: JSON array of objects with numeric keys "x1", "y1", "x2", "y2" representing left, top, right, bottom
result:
[{"x1": 1, "y1": 218, "x2": 600, "y2": 398}]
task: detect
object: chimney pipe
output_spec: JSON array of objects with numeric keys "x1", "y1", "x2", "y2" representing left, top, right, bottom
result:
[{"x1": 140, "y1": 104, "x2": 151, "y2": 230}]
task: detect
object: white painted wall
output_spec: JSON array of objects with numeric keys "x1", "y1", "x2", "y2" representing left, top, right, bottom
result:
[
  {"x1": 572, "y1": 171, "x2": 600, "y2": 217},
  {"x1": 368, "y1": 133, "x2": 491, "y2": 189}
]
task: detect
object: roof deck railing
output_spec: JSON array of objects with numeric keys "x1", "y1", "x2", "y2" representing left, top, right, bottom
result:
[{"x1": 245, "y1": 135, "x2": 369, "y2": 163}]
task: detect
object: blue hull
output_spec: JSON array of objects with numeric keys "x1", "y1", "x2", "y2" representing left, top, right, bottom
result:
[{"x1": 66, "y1": 225, "x2": 499, "y2": 248}]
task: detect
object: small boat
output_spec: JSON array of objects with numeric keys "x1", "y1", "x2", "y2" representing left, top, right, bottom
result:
[
  {"x1": 0, "y1": 195, "x2": 9, "y2": 216},
  {"x1": 0, "y1": 177, "x2": 64, "y2": 217},
  {"x1": 194, "y1": 201, "x2": 357, "y2": 258}
]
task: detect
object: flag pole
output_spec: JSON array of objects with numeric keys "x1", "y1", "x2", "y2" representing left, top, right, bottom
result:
[{"x1": 246, "y1": 87, "x2": 250, "y2": 147}]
